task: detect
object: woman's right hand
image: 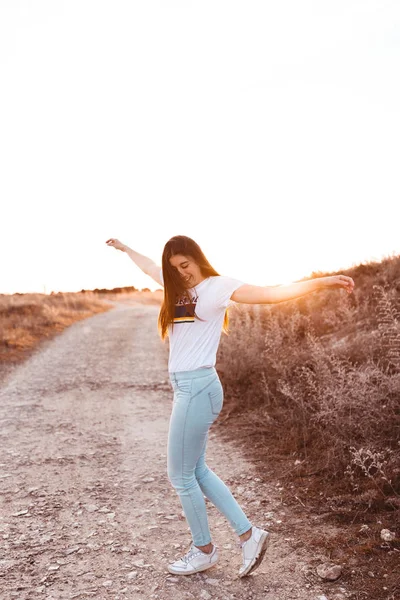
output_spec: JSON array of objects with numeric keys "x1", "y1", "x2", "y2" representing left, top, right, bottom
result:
[{"x1": 105, "y1": 238, "x2": 126, "y2": 252}]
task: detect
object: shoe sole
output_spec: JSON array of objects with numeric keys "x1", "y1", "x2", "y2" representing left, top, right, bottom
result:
[
  {"x1": 239, "y1": 531, "x2": 270, "y2": 578},
  {"x1": 167, "y1": 556, "x2": 219, "y2": 575}
]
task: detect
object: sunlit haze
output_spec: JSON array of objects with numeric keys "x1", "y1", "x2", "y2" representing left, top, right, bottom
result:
[{"x1": 1, "y1": 1, "x2": 399, "y2": 294}]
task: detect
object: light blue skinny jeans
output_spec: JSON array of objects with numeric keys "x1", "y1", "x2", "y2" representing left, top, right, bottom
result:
[{"x1": 167, "y1": 366, "x2": 252, "y2": 546}]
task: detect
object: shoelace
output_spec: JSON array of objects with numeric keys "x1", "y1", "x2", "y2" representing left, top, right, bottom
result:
[{"x1": 181, "y1": 544, "x2": 202, "y2": 564}]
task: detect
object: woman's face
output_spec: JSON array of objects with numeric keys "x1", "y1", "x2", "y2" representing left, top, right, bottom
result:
[{"x1": 169, "y1": 254, "x2": 203, "y2": 288}]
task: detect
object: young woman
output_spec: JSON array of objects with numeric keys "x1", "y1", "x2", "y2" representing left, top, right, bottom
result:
[{"x1": 106, "y1": 235, "x2": 355, "y2": 577}]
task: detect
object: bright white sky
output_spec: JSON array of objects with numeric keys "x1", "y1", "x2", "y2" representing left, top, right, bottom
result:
[{"x1": 1, "y1": 0, "x2": 399, "y2": 294}]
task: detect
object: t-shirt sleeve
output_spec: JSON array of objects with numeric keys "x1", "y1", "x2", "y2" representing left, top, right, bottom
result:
[{"x1": 215, "y1": 276, "x2": 246, "y2": 309}]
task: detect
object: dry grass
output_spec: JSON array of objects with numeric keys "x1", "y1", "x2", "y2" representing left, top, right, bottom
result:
[
  {"x1": 0, "y1": 291, "x2": 115, "y2": 365},
  {"x1": 0, "y1": 288, "x2": 163, "y2": 371},
  {"x1": 215, "y1": 254, "x2": 400, "y2": 598},
  {"x1": 100, "y1": 289, "x2": 164, "y2": 306},
  {"x1": 218, "y1": 254, "x2": 400, "y2": 496}
]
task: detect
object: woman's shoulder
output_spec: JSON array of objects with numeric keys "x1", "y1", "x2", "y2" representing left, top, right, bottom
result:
[
  {"x1": 201, "y1": 274, "x2": 244, "y2": 286},
  {"x1": 213, "y1": 274, "x2": 243, "y2": 282}
]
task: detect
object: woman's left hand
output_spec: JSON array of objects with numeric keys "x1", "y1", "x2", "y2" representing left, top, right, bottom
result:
[{"x1": 323, "y1": 275, "x2": 355, "y2": 294}]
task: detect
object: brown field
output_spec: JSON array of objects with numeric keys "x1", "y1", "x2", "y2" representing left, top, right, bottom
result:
[
  {"x1": 0, "y1": 289, "x2": 163, "y2": 379},
  {"x1": 1, "y1": 259, "x2": 399, "y2": 598},
  {"x1": 216, "y1": 253, "x2": 400, "y2": 598}
]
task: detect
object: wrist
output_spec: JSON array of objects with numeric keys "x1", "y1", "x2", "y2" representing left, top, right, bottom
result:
[
  {"x1": 321, "y1": 277, "x2": 332, "y2": 290},
  {"x1": 318, "y1": 277, "x2": 329, "y2": 290}
]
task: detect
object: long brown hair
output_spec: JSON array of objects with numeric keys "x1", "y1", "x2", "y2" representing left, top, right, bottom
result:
[{"x1": 158, "y1": 235, "x2": 229, "y2": 340}]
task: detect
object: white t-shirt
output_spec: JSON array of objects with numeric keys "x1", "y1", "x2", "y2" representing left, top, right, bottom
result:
[{"x1": 159, "y1": 271, "x2": 245, "y2": 373}]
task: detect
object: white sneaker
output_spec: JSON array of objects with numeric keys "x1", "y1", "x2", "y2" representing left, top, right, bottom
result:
[
  {"x1": 167, "y1": 543, "x2": 219, "y2": 575},
  {"x1": 237, "y1": 526, "x2": 270, "y2": 577}
]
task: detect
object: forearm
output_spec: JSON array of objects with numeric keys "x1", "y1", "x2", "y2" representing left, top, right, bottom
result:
[
  {"x1": 270, "y1": 277, "x2": 327, "y2": 303},
  {"x1": 123, "y1": 245, "x2": 155, "y2": 275}
]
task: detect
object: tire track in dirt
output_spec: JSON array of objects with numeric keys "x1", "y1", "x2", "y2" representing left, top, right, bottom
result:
[{"x1": 0, "y1": 303, "x2": 349, "y2": 600}]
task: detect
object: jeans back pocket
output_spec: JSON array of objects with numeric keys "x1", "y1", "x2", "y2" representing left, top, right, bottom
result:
[{"x1": 208, "y1": 384, "x2": 223, "y2": 416}]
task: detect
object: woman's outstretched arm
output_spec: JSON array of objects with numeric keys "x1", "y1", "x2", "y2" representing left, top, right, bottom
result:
[
  {"x1": 105, "y1": 238, "x2": 163, "y2": 286},
  {"x1": 231, "y1": 275, "x2": 354, "y2": 304}
]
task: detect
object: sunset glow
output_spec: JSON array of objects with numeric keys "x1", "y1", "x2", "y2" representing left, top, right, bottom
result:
[{"x1": 1, "y1": 1, "x2": 399, "y2": 294}]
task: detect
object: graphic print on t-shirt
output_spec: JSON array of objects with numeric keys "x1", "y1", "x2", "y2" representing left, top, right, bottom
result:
[{"x1": 173, "y1": 292, "x2": 198, "y2": 324}]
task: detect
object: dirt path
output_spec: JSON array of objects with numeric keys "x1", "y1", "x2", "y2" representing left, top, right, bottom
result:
[{"x1": 0, "y1": 302, "x2": 350, "y2": 600}]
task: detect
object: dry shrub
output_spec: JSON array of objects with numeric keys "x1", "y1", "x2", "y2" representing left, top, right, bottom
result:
[
  {"x1": 0, "y1": 290, "x2": 162, "y2": 366},
  {"x1": 0, "y1": 292, "x2": 113, "y2": 362},
  {"x1": 217, "y1": 255, "x2": 400, "y2": 502},
  {"x1": 373, "y1": 284, "x2": 400, "y2": 371}
]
